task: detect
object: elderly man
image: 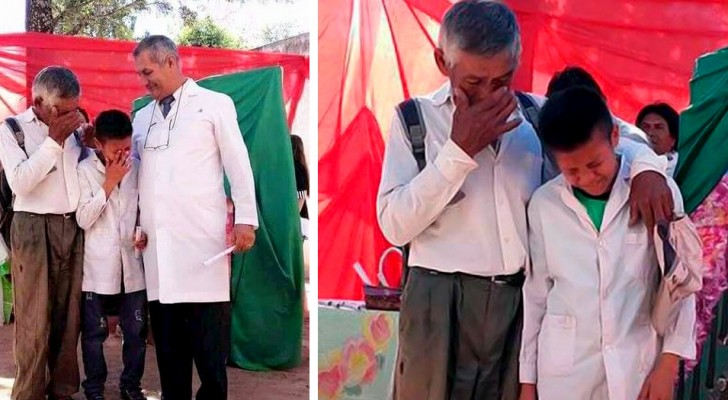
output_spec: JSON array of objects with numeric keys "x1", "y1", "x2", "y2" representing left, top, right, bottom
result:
[
  {"x1": 376, "y1": 1, "x2": 673, "y2": 399},
  {"x1": 131, "y1": 35, "x2": 258, "y2": 399},
  {"x1": 0, "y1": 67, "x2": 87, "y2": 400}
]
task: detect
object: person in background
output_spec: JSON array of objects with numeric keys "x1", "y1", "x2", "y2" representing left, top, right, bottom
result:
[
  {"x1": 637, "y1": 103, "x2": 680, "y2": 176},
  {"x1": 291, "y1": 134, "x2": 309, "y2": 219}
]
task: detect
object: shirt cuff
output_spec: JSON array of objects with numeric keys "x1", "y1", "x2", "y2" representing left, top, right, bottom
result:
[
  {"x1": 234, "y1": 215, "x2": 259, "y2": 229},
  {"x1": 662, "y1": 336, "x2": 697, "y2": 361},
  {"x1": 519, "y1": 360, "x2": 537, "y2": 384},
  {"x1": 433, "y1": 139, "x2": 478, "y2": 183}
]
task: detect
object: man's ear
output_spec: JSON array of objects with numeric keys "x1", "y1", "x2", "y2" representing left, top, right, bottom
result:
[{"x1": 434, "y1": 48, "x2": 449, "y2": 77}]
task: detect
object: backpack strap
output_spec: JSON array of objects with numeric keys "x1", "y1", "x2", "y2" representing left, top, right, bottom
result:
[
  {"x1": 515, "y1": 91, "x2": 540, "y2": 135},
  {"x1": 396, "y1": 98, "x2": 427, "y2": 172},
  {"x1": 515, "y1": 92, "x2": 561, "y2": 182},
  {"x1": 74, "y1": 129, "x2": 90, "y2": 162},
  {"x1": 4, "y1": 117, "x2": 27, "y2": 156}
]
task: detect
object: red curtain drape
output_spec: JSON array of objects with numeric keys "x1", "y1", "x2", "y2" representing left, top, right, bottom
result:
[
  {"x1": 319, "y1": 0, "x2": 728, "y2": 300},
  {"x1": 0, "y1": 32, "x2": 309, "y2": 125}
]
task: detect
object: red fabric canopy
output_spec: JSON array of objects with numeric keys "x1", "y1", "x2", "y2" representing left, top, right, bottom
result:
[
  {"x1": 319, "y1": 0, "x2": 728, "y2": 300},
  {"x1": 0, "y1": 32, "x2": 309, "y2": 125}
]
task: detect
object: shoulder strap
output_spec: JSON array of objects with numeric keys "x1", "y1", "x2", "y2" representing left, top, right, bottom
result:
[
  {"x1": 515, "y1": 91, "x2": 541, "y2": 135},
  {"x1": 4, "y1": 117, "x2": 27, "y2": 156},
  {"x1": 396, "y1": 98, "x2": 427, "y2": 172}
]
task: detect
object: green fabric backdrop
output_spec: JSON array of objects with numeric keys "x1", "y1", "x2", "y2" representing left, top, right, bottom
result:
[
  {"x1": 133, "y1": 66, "x2": 304, "y2": 370},
  {"x1": 675, "y1": 46, "x2": 728, "y2": 213}
]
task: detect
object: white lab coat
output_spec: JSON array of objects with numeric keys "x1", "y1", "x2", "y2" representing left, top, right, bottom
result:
[
  {"x1": 520, "y1": 158, "x2": 696, "y2": 400},
  {"x1": 132, "y1": 79, "x2": 258, "y2": 304},
  {"x1": 76, "y1": 153, "x2": 145, "y2": 295}
]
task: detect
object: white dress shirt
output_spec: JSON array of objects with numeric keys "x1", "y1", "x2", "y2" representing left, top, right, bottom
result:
[
  {"x1": 132, "y1": 79, "x2": 258, "y2": 303},
  {"x1": 0, "y1": 108, "x2": 81, "y2": 214},
  {"x1": 665, "y1": 151, "x2": 679, "y2": 177},
  {"x1": 77, "y1": 152, "x2": 145, "y2": 295},
  {"x1": 520, "y1": 159, "x2": 696, "y2": 400},
  {"x1": 377, "y1": 83, "x2": 543, "y2": 277}
]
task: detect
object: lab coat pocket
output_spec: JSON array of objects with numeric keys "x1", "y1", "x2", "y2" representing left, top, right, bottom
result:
[
  {"x1": 538, "y1": 314, "x2": 576, "y2": 376},
  {"x1": 624, "y1": 232, "x2": 650, "y2": 281}
]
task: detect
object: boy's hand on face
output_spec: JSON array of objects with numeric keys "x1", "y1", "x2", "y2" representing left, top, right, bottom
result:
[
  {"x1": 629, "y1": 171, "x2": 674, "y2": 233},
  {"x1": 102, "y1": 150, "x2": 131, "y2": 198},
  {"x1": 638, "y1": 353, "x2": 679, "y2": 400}
]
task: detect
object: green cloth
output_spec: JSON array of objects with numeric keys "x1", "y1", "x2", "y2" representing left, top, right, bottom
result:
[
  {"x1": 675, "y1": 46, "x2": 728, "y2": 213},
  {"x1": 1, "y1": 260, "x2": 11, "y2": 324},
  {"x1": 132, "y1": 67, "x2": 303, "y2": 370},
  {"x1": 573, "y1": 189, "x2": 607, "y2": 231}
]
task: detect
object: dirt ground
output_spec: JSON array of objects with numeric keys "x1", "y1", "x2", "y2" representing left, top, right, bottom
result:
[{"x1": 0, "y1": 316, "x2": 309, "y2": 400}]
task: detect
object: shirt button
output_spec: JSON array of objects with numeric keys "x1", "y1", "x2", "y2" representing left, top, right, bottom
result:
[{"x1": 504, "y1": 237, "x2": 511, "y2": 244}]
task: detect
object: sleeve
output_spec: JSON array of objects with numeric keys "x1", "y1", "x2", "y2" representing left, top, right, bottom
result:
[
  {"x1": 661, "y1": 178, "x2": 696, "y2": 359},
  {"x1": 75, "y1": 165, "x2": 109, "y2": 230},
  {"x1": 214, "y1": 95, "x2": 258, "y2": 228},
  {"x1": 662, "y1": 294, "x2": 697, "y2": 360},
  {"x1": 0, "y1": 122, "x2": 63, "y2": 196},
  {"x1": 616, "y1": 126, "x2": 668, "y2": 179},
  {"x1": 376, "y1": 109, "x2": 478, "y2": 246},
  {"x1": 519, "y1": 200, "x2": 553, "y2": 384}
]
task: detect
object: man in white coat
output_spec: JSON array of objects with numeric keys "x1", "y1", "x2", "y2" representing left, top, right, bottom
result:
[
  {"x1": 131, "y1": 35, "x2": 258, "y2": 399},
  {"x1": 519, "y1": 87, "x2": 696, "y2": 400}
]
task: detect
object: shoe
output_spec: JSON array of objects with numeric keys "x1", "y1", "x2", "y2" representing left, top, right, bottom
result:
[
  {"x1": 87, "y1": 395, "x2": 105, "y2": 400},
  {"x1": 120, "y1": 387, "x2": 147, "y2": 400}
]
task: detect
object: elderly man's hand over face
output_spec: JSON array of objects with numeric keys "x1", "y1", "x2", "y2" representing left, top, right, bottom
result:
[
  {"x1": 48, "y1": 107, "x2": 85, "y2": 145},
  {"x1": 628, "y1": 170, "x2": 674, "y2": 232},
  {"x1": 450, "y1": 86, "x2": 522, "y2": 158}
]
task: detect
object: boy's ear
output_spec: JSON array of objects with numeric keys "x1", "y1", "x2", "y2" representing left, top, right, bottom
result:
[
  {"x1": 93, "y1": 137, "x2": 102, "y2": 149},
  {"x1": 610, "y1": 124, "x2": 620, "y2": 148}
]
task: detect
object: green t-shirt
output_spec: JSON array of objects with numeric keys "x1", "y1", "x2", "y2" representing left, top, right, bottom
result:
[{"x1": 573, "y1": 188, "x2": 608, "y2": 231}]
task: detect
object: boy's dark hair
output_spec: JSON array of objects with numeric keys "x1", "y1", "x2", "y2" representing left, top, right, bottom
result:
[
  {"x1": 546, "y1": 66, "x2": 606, "y2": 100},
  {"x1": 94, "y1": 109, "x2": 132, "y2": 141},
  {"x1": 636, "y1": 102, "x2": 680, "y2": 143},
  {"x1": 539, "y1": 87, "x2": 614, "y2": 152}
]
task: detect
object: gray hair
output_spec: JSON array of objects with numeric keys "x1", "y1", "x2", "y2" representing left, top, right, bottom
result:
[
  {"x1": 31, "y1": 66, "x2": 81, "y2": 105},
  {"x1": 438, "y1": 0, "x2": 521, "y2": 66},
  {"x1": 133, "y1": 35, "x2": 180, "y2": 64}
]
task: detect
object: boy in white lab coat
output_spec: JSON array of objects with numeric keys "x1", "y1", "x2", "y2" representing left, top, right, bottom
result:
[
  {"x1": 519, "y1": 88, "x2": 696, "y2": 400},
  {"x1": 77, "y1": 110, "x2": 148, "y2": 400}
]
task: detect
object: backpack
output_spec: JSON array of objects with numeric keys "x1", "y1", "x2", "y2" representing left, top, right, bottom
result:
[{"x1": 0, "y1": 117, "x2": 27, "y2": 248}]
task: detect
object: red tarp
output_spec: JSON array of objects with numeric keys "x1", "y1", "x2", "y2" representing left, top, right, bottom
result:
[
  {"x1": 319, "y1": 0, "x2": 728, "y2": 300},
  {"x1": 0, "y1": 32, "x2": 309, "y2": 125}
]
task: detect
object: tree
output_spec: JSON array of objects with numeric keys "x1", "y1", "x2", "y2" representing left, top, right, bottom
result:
[
  {"x1": 260, "y1": 22, "x2": 294, "y2": 45},
  {"x1": 178, "y1": 16, "x2": 241, "y2": 48},
  {"x1": 26, "y1": 0, "x2": 173, "y2": 39}
]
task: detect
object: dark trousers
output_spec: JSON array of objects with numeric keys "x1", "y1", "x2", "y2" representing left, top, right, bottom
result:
[
  {"x1": 81, "y1": 290, "x2": 148, "y2": 396},
  {"x1": 395, "y1": 267, "x2": 523, "y2": 400},
  {"x1": 149, "y1": 301, "x2": 231, "y2": 400},
  {"x1": 10, "y1": 212, "x2": 83, "y2": 400}
]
